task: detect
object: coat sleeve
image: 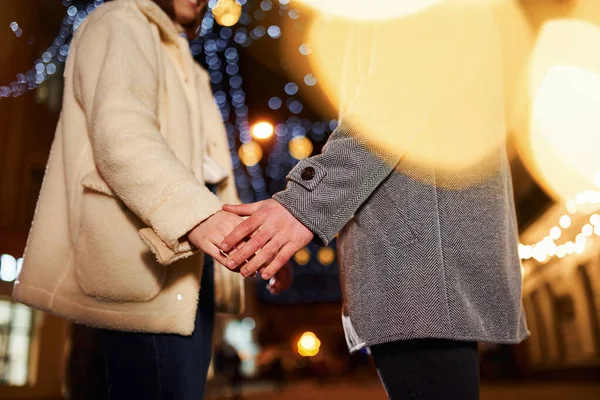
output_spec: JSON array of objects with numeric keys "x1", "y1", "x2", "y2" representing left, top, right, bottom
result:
[
  {"x1": 273, "y1": 26, "x2": 401, "y2": 246},
  {"x1": 73, "y1": 10, "x2": 221, "y2": 265}
]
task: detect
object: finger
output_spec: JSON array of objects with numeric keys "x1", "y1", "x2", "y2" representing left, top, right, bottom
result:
[
  {"x1": 239, "y1": 239, "x2": 283, "y2": 278},
  {"x1": 222, "y1": 201, "x2": 264, "y2": 217},
  {"x1": 220, "y1": 214, "x2": 265, "y2": 252},
  {"x1": 202, "y1": 243, "x2": 231, "y2": 267},
  {"x1": 225, "y1": 227, "x2": 274, "y2": 270},
  {"x1": 261, "y1": 244, "x2": 296, "y2": 280}
]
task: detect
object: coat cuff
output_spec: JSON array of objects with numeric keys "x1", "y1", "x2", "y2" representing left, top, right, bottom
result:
[
  {"x1": 145, "y1": 184, "x2": 222, "y2": 264},
  {"x1": 273, "y1": 185, "x2": 331, "y2": 247},
  {"x1": 138, "y1": 228, "x2": 197, "y2": 266}
]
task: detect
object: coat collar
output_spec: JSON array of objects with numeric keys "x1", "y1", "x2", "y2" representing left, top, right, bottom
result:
[
  {"x1": 118, "y1": 0, "x2": 184, "y2": 44},
  {"x1": 121, "y1": 0, "x2": 194, "y2": 81}
]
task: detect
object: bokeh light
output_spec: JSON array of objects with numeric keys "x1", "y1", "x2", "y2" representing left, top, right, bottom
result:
[
  {"x1": 521, "y1": 20, "x2": 600, "y2": 201},
  {"x1": 238, "y1": 141, "x2": 264, "y2": 166},
  {"x1": 293, "y1": 248, "x2": 311, "y2": 265},
  {"x1": 303, "y1": 3, "x2": 509, "y2": 184},
  {"x1": 288, "y1": 136, "x2": 313, "y2": 160},
  {"x1": 317, "y1": 247, "x2": 335, "y2": 265},
  {"x1": 0, "y1": 254, "x2": 17, "y2": 282},
  {"x1": 297, "y1": 331, "x2": 321, "y2": 357},
  {"x1": 251, "y1": 121, "x2": 275, "y2": 140},
  {"x1": 295, "y1": 0, "x2": 442, "y2": 21},
  {"x1": 212, "y1": 0, "x2": 242, "y2": 27},
  {"x1": 241, "y1": 317, "x2": 256, "y2": 331}
]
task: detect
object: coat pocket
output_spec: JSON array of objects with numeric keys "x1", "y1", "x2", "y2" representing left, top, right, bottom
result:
[{"x1": 74, "y1": 170, "x2": 166, "y2": 302}]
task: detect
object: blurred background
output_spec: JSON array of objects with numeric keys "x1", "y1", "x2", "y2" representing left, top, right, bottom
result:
[{"x1": 1, "y1": 0, "x2": 600, "y2": 399}]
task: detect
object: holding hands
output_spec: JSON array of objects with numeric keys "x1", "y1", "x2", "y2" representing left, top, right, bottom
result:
[
  {"x1": 219, "y1": 200, "x2": 313, "y2": 280},
  {"x1": 188, "y1": 199, "x2": 313, "y2": 293}
]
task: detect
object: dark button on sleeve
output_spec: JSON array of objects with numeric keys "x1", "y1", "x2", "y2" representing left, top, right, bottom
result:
[{"x1": 301, "y1": 166, "x2": 316, "y2": 181}]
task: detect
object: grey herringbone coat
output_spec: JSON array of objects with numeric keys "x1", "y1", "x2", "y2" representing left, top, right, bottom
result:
[{"x1": 274, "y1": 3, "x2": 529, "y2": 351}]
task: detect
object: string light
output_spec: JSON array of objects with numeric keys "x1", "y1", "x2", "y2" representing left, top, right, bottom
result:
[
  {"x1": 559, "y1": 215, "x2": 571, "y2": 228},
  {"x1": 520, "y1": 187, "x2": 600, "y2": 263},
  {"x1": 3, "y1": 0, "x2": 338, "y2": 267},
  {"x1": 1, "y1": 0, "x2": 104, "y2": 99}
]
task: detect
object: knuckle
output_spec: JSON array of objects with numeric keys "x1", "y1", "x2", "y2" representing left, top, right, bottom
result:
[
  {"x1": 240, "y1": 220, "x2": 252, "y2": 235},
  {"x1": 275, "y1": 253, "x2": 288, "y2": 264}
]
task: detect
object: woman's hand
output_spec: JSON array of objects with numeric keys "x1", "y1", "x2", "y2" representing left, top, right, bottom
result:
[{"x1": 188, "y1": 211, "x2": 246, "y2": 266}]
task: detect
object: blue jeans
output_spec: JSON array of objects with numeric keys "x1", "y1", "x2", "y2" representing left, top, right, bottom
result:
[{"x1": 99, "y1": 257, "x2": 215, "y2": 400}]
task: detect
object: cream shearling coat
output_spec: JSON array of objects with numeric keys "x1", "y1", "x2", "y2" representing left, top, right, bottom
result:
[{"x1": 13, "y1": 0, "x2": 241, "y2": 335}]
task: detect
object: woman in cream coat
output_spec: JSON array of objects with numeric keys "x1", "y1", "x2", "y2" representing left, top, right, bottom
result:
[{"x1": 13, "y1": 0, "x2": 247, "y2": 398}]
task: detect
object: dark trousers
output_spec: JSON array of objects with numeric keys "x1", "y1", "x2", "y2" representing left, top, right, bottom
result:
[
  {"x1": 99, "y1": 257, "x2": 215, "y2": 400},
  {"x1": 371, "y1": 339, "x2": 480, "y2": 400}
]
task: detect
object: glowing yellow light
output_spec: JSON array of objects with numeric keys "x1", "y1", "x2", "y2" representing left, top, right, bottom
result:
[
  {"x1": 212, "y1": 0, "x2": 242, "y2": 27},
  {"x1": 559, "y1": 215, "x2": 571, "y2": 229},
  {"x1": 595, "y1": 225, "x2": 600, "y2": 236},
  {"x1": 238, "y1": 141, "x2": 263, "y2": 166},
  {"x1": 289, "y1": 136, "x2": 313, "y2": 160},
  {"x1": 565, "y1": 241, "x2": 575, "y2": 254},
  {"x1": 575, "y1": 236, "x2": 587, "y2": 254},
  {"x1": 525, "y1": 20, "x2": 600, "y2": 200},
  {"x1": 317, "y1": 247, "x2": 335, "y2": 265},
  {"x1": 547, "y1": 243, "x2": 557, "y2": 257},
  {"x1": 556, "y1": 245, "x2": 566, "y2": 258},
  {"x1": 533, "y1": 246, "x2": 547, "y2": 263},
  {"x1": 297, "y1": 332, "x2": 321, "y2": 357},
  {"x1": 251, "y1": 122, "x2": 275, "y2": 140},
  {"x1": 566, "y1": 199, "x2": 578, "y2": 214},
  {"x1": 295, "y1": 0, "x2": 441, "y2": 21},
  {"x1": 549, "y1": 226, "x2": 561, "y2": 240},
  {"x1": 591, "y1": 214, "x2": 600, "y2": 226},
  {"x1": 301, "y1": 1, "x2": 511, "y2": 186},
  {"x1": 293, "y1": 248, "x2": 311, "y2": 265},
  {"x1": 518, "y1": 244, "x2": 532, "y2": 260},
  {"x1": 583, "y1": 224, "x2": 594, "y2": 237}
]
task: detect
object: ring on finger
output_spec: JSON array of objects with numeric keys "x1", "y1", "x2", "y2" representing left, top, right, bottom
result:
[{"x1": 219, "y1": 249, "x2": 230, "y2": 259}]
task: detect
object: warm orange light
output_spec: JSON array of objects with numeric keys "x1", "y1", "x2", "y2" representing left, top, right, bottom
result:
[
  {"x1": 317, "y1": 247, "x2": 335, "y2": 265},
  {"x1": 297, "y1": 332, "x2": 321, "y2": 357},
  {"x1": 251, "y1": 121, "x2": 275, "y2": 140},
  {"x1": 212, "y1": 0, "x2": 242, "y2": 27},
  {"x1": 521, "y1": 19, "x2": 600, "y2": 201},
  {"x1": 293, "y1": 248, "x2": 311, "y2": 265},
  {"x1": 295, "y1": 0, "x2": 441, "y2": 21},
  {"x1": 238, "y1": 141, "x2": 263, "y2": 166},
  {"x1": 289, "y1": 136, "x2": 313, "y2": 160}
]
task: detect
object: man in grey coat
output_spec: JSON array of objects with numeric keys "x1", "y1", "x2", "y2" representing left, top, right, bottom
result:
[{"x1": 219, "y1": 3, "x2": 529, "y2": 399}]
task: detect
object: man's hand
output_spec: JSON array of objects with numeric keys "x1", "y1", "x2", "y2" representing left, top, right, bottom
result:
[
  {"x1": 220, "y1": 200, "x2": 314, "y2": 279},
  {"x1": 188, "y1": 211, "x2": 246, "y2": 267}
]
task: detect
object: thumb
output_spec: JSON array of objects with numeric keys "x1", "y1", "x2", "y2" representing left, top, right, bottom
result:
[{"x1": 223, "y1": 201, "x2": 264, "y2": 216}]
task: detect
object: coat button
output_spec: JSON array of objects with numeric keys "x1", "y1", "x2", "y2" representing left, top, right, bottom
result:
[{"x1": 301, "y1": 166, "x2": 316, "y2": 181}]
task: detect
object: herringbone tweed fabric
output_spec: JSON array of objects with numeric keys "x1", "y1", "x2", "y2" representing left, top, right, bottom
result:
[
  {"x1": 273, "y1": 6, "x2": 529, "y2": 351},
  {"x1": 274, "y1": 129, "x2": 529, "y2": 351}
]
